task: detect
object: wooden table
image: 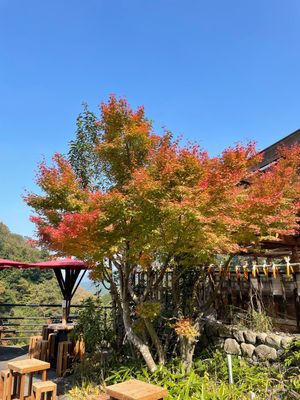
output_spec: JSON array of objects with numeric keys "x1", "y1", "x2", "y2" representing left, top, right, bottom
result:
[
  {"x1": 106, "y1": 379, "x2": 168, "y2": 400},
  {"x1": 7, "y1": 358, "x2": 50, "y2": 400},
  {"x1": 46, "y1": 323, "x2": 74, "y2": 344},
  {"x1": 45, "y1": 323, "x2": 74, "y2": 368},
  {"x1": 47, "y1": 323, "x2": 74, "y2": 331}
]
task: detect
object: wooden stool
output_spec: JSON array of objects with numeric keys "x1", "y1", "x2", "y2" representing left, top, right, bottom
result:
[
  {"x1": 42, "y1": 326, "x2": 54, "y2": 341},
  {"x1": 47, "y1": 333, "x2": 57, "y2": 367},
  {"x1": 0, "y1": 370, "x2": 19, "y2": 400},
  {"x1": 106, "y1": 379, "x2": 168, "y2": 400},
  {"x1": 40, "y1": 340, "x2": 49, "y2": 361},
  {"x1": 56, "y1": 341, "x2": 72, "y2": 377},
  {"x1": 0, "y1": 370, "x2": 10, "y2": 400},
  {"x1": 32, "y1": 381, "x2": 57, "y2": 400}
]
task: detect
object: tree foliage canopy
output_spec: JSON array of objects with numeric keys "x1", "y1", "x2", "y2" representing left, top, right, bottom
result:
[{"x1": 26, "y1": 96, "x2": 300, "y2": 267}]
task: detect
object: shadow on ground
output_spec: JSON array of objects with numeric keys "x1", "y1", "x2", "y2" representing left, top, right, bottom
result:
[{"x1": 0, "y1": 345, "x2": 28, "y2": 362}]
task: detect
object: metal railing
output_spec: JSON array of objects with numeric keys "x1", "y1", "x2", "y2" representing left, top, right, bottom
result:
[{"x1": 0, "y1": 303, "x2": 113, "y2": 344}]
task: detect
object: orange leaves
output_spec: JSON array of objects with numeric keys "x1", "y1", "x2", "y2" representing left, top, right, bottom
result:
[
  {"x1": 96, "y1": 95, "x2": 156, "y2": 188},
  {"x1": 221, "y1": 142, "x2": 259, "y2": 170},
  {"x1": 37, "y1": 153, "x2": 78, "y2": 191},
  {"x1": 173, "y1": 318, "x2": 198, "y2": 340},
  {"x1": 52, "y1": 211, "x2": 99, "y2": 240},
  {"x1": 137, "y1": 252, "x2": 153, "y2": 269},
  {"x1": 25, "y1": 153, "x2": 88, "y2": 219}
]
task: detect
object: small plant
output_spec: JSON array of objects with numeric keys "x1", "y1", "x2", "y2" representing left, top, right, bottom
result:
[
  {"x1": 232, "y1": 306, "x2": 273, "y2": 332},
  {"x1": 68, "y1": 381, "x2": 104, "y2": 400},
  {"x1": 248, "y1": 309, "x2": 273, "y2": 332},
  {"x1": 283, "y1": 339, "x2": 300, "y2": 368},
  {"x1": 71, "y1": 352, "x2": 107, "y2": 385}
]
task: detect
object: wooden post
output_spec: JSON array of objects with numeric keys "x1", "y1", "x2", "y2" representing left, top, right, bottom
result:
[
  {"x1": 54, "y1": 267, "x2": 84, "y2": 324},
  {"x1": 62, "y1": 300, "x2": 67, "y2": 327}
]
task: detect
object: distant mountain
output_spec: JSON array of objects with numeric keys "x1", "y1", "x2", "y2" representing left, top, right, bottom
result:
[
  {"x1": 0, "y1": 222, "x2": 48, "y2": 262},
  {"x1": 80, "y1": 277, "x2": 109, "y2": 295}
]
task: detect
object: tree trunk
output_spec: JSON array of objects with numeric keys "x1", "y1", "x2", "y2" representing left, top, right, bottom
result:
[
  {"x1": 181, "y1": 337, "x2": 197, "y2": 372},
  {"x1": 122, "y1": 299, "x2": 158, "y2": 372},
  {"x1": 143, "y1": 317, "x2": 166, "y2": 365}
]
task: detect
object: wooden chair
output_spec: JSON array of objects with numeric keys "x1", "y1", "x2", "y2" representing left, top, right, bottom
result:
[
  {"x1": 42, "y1": 326, "x2": 54, "y2": 341},
  {"x1": 32, "y1": 381, "x2": 57, "y2": 400},
  {"x1": 29, "y1": 335, "x2": 43, "y2": 359}
]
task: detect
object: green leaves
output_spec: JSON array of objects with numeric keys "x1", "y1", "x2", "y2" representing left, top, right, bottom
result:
[
  {"x1": 71, "y1": 297, "x2": 115, "y2": 353},
  {"x1": 69, "y1": 103, "x2": 101, "y2": 190}
]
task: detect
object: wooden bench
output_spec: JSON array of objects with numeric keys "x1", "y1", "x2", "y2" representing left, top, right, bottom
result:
[{"x1": 106, "y1": 379, "x2": 168, "y2": 400}]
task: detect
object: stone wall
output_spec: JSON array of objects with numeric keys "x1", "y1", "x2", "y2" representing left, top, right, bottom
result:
[{"x1": 201, "y1": 321, "x2": 299, "y2": 362}]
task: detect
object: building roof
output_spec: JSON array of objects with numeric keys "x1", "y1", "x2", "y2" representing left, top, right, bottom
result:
[{"x1": 256, "y1": 128, "x2": 300, "y2": 170}]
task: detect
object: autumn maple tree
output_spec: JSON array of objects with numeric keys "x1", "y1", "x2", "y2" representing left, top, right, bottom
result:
[{"x1": 26, "y1": 95, "x2": 300, "y2": 371}]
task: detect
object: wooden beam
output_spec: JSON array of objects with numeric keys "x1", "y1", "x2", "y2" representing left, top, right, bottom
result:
[
  {"x1": 53, "y1": 269, "x2": 66, "y2": 298},
  {"x1": 71, "y1": 270, "x2": 86, "y2": 300}
]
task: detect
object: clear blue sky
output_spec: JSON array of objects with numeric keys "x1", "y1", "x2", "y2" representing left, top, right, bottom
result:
[{"x1": 1, "y1": 0, "x2": 300, "y2": 237}]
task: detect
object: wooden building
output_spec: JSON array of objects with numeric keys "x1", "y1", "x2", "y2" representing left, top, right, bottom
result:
[{"x1": 222, "y1": 129, "x2": 300, "y2": 331}]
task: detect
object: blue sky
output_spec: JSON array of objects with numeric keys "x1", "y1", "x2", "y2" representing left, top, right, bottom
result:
[{"x1": 1, "y1": 0, "x2": 300, "y2": 237}]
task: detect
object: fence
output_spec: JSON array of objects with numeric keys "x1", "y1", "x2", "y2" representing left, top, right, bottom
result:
[{"x1": 132, "y1": 266, "x2": 300, "y2": 333}]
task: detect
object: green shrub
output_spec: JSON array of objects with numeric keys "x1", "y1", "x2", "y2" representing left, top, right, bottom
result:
[
  {"x1": 71, "y1": 297, "x2": 115, "y2": 353},
  {"x1": 281, "y1": 339, "x2": 300, "y2": 393}
]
